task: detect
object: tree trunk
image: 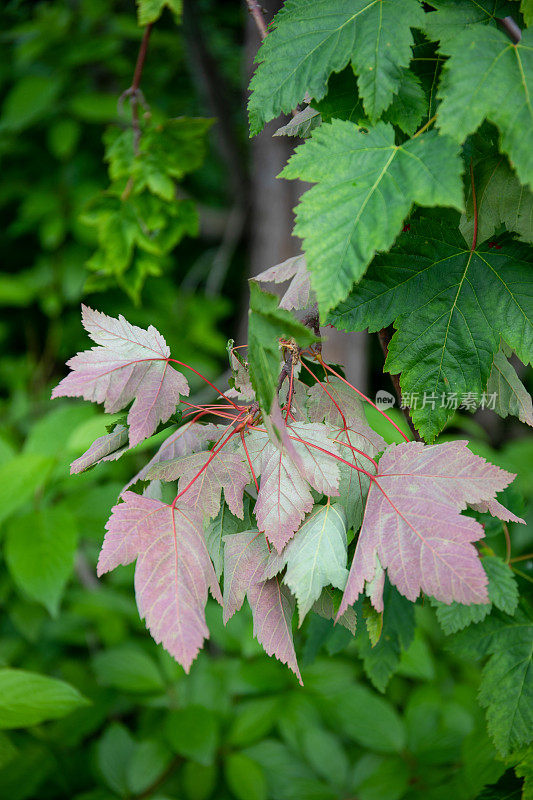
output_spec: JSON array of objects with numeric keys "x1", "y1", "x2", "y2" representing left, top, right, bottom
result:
[{"x1": 243, "y1": 0, "x2": 368, "y2": 390}]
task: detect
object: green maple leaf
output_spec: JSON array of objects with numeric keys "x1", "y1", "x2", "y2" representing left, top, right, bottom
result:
[
  {"x1": 487, "y1": 347, "x2": 533, "y2": 426},
  {"x1": 281, "y1": 121, "x2": 464, "y2": 318},
  {"x1": 438, "y1": 26, "x2": 533, "y2": 189},
  {"x1": 423, "y1": 0, "x2": 518, "y2": 51},
  {"x1": 247, "y1": 0, "x2": 424, "y2": 135},
  {"x1": 450, "y1": 610, "x2": 533, "y2": 756},
  {"x1": 316, "y1": 66, "x2": 427, "y2": 136},
  {"x1": 521, "y1": 0, "x2": 533, "y2": 27},
  {"x1": 329, "y1": 218, "x2": 533, "y2": 441},
  {"x1": 461, "y1": 156, "x2": 533, "y2": 245},
  {"x1": 136, "y1": 0, "x2": 182, "y2": 26}
]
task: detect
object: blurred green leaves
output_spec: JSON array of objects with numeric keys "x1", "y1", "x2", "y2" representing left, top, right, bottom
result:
[
  {"x1": 83, "y1": 116, "x2": 213, "y2": 301},
  {"x1": 0, "y1": 669, "x2": 89, "y2": 729}
]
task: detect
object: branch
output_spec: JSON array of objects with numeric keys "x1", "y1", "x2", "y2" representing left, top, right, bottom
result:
[
  {"x1": 245, "y1": 0, "x2": 268, "y2": 40},
  {"x1": 377, "y1": 328, "x2": 421, "y2": 441},
  {"x1": 119, "y1": 23, "x2": 153, "y2": 155}
]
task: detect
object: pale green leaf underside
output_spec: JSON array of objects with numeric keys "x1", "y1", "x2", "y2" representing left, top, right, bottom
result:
[
  {"x1": 268, "y1": 503, "x2": 348, "y2": 625},
  {"x1": 487, "y1": 348, "x2": 533, "y2": 426},
  {"x1": 438, "y1": 26, "x2": 533, "y2": 189},
  {"x1": 329, "y1": 219, "x2": 533, "y2": 440},
  {"x1": 281, "y1": 121, "x2": 464, "y2": 317},
  {"x1": 248, "y1": 0, "x2": 424, "y2": 134}
]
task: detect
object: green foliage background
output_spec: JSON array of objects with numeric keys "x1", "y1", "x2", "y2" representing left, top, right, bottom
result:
[{"x1": 0, "y1": 2, "x2": 531, "y2": 799}]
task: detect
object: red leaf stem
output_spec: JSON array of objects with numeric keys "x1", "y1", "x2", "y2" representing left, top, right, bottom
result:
[{"x1": 317, "y1": 360, "x2": 410, "y2": 443}]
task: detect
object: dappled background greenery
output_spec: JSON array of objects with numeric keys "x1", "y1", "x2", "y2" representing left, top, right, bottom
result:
[{"x1": 0, "y1": 2, "x2": 532, "y2": 799}]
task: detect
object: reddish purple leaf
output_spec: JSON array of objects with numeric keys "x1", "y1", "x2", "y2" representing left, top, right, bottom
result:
[
  {"x1": 338, "y1": 441, "x2": 521, "y2": 617},
  {"x1": 97, "y1": 491, "x2": 221, "y2": 672},
  {"x1": 147, "y1": 449, "x2": 250, "y2": 519},
  {"x1": 244, "y1": 422, "x2": 340, "y2": 552},
  {"x1": 470, "y1": 498, "x2": 525, "y2": 523},
  {"x1": 248, "y1": 578, "x2": 302, "y2": 684},
  {"x1": 70, "y1": 424, "x2": 129, "y2": 475},
  {"x1": 222, "y1": 530, "x2": 301, "y2": 681},
  {"x1": 52, "y1": 306, "x2": 189, "y2": 447},
  {"x1": 222, "y1": 531, "x2": 269, "y2": 623},
  {"x1": 255, "y1": 254, "x2": 313, "y2": 311},
  {"x1": 123, "y1": 421, "x2": 220, "y2": 492}
]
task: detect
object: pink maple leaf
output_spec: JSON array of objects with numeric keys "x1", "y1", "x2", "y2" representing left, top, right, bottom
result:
[
  {"x1": 255, "y1": 254, "x2": 313, "y2": 311},
  {"x1": 222, "y1": 531, "x2": 270, "y2": 623},
  {"x1": 222, "y1": 531, "x2": 301, "y2": 682},
  {"x1": 147, "y1": 449, "x2": 250, "y2": 519},
  {"x1": 52, "y1": 306, "x2": 189, "y2": 447},
  {"x1": 123, "y1": 421, "x2": 220, "y2": 492},
  {"x1": 97, "y1": 491, "x2": 221, "y2": 672},
  {"x1": 244, "y1": 422, "x2": 340, "y2": 551},
  {"x1": 338, "y1": 441, "x2": 523, "y2": 617}
]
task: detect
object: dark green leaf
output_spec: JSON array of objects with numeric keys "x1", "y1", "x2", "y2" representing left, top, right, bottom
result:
[{"x1": 330, "y1": 218, "x2": 533, "y2": 440}]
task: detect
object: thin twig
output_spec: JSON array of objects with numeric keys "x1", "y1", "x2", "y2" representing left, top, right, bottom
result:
[
  {"x1": 245, "y1": 0, "x2": 268, "y2": 39},
  {"x1": 413, "y1": 114, "x2": 437, "y2": 138},
  {"x1": 502, "y1": 522, "x2": 511, "y2": 564},
  {"x1": 120, "y1": 23, "x2": 153, "y2": 156}
]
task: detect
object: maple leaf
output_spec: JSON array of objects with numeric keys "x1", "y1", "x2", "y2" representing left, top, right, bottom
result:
[
  {"x1": 244, "y1": 422, "x2": 341, "y2": 551},
  {"x1": 307, "y1": 376, "x2": 367, "y2": 430},
  {"x1": 255, "y1": 255, "x2": 313, "y2": 312},
  {"x1": 438, "y1": 26, "x2": 533, "y2": 189},
  {"x1": 97, "y1": 492, "x2": 221, "y2": 672},
  {"x1": 147, "y1": 448, "x2": 250, "y2": 519},
  {"x1": 330, "y1": 218, "x2": 533, "y2": 441},
  {"x1": 70, "y1": 424, "x2": 129, "y2": 475},
  {"x1": 204, "y1": 498, "x2": 254, "y2": 579},
  {"x1": 316, "y1": 64, "x2": 427, "y2": 137},
  {"x1": 222, "y1": 530, "x2": 269, "y2": 623},
  {"x1": 248, "y1": 579, "x2": 302, "y2": 685},
  {"x1": 338, "y1": 441, "x2": 522, "y2": 617},
  {"x1": 434, "y1": 554, "x2": 519, "y2": 635},
  {"x1": 423, "y1": 0, "x2": 515, "y2": 50},
  {"x1": 281, "y1": 121, "x2": 464, "y2": 316},
  {"x1": 460, "y1": 156, "x2": 533, "y2": 245},
  {"x1": 52, "y1": 306, "x2": 189, "y2": 447},
  {"x1": 123, "y1": 421, "x2": 220, "y2": 492},
  {"x1": 247, "y1": 0, "x2": 424, "y2": 134},
  {"x1": 273, "y1": 107, "x2": 321, "y2": 139},
  {"x1": 486, "y1": 349, "x2": 533, "y2": 428},
  {"x1": 136, "y1": 0, "x2": 182, "y2": 26},
  {"x1": 307, "y1": 376, "x2": 385, "y2": 528},
  {"x1": 264, "y1": 503, "x2": 349, "y2": 625},
  {"x1": 312, "y1": 587, "x2": 357, "y2": 635},
  {"x1": 450, "y1": 610, "x2": 533, "y2": 756},
  {"x1": 222, "y1": 531, "x2": 301, "y2": 682}
]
